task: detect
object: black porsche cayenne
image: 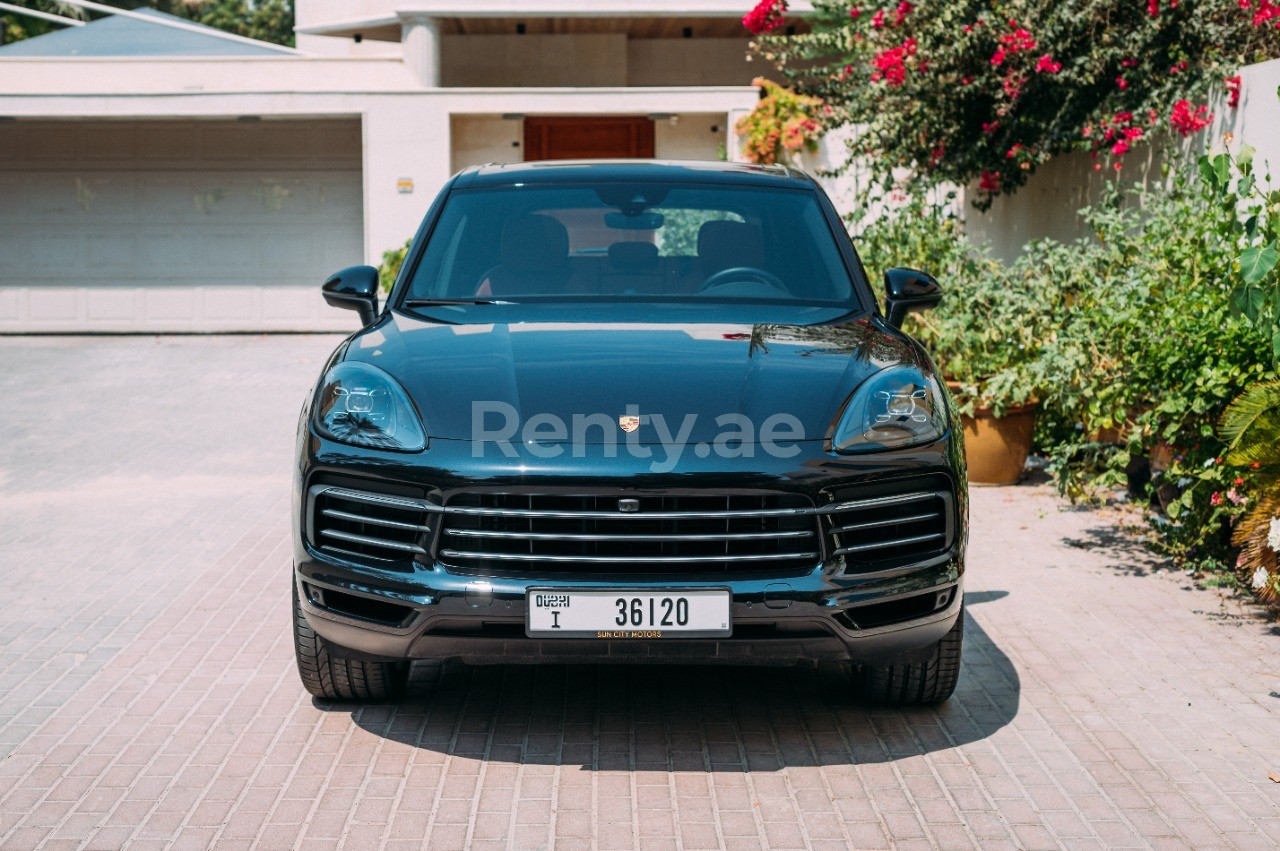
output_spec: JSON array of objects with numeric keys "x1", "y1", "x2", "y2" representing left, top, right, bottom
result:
[{"x1": 292, "y1": 161, "x2": 967, "y2": 706}]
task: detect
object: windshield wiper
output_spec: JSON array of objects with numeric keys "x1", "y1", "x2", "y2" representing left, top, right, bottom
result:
[{"x1": 402, "y1": 297, "x2": 511, "y2": 306}]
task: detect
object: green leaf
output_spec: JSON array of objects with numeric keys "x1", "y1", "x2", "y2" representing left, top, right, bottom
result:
[
  {"x1": 1198, "y1": 156, "x2": 1219, "y2": 191},
  {"x1": 1239, "y1": 144, "x2": 1256, "y2": 176},
  {"x1": 1239, "y1": 242, "x2": 1279, "y2": 285},
  {"x1": 1231, "y1": 285, "x2": 1264, "y2": 321},
  {"x1": 1273, "y1": 328, "x2": 1280, "y2": 367},
  {"x1": 1213, "y1": 154, "x2": 1231, "y2": 188}
]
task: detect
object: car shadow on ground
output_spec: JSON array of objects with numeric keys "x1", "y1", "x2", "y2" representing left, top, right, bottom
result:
[{"x1": 322, "y1": 591, "x2": 1018, "y2": 769}]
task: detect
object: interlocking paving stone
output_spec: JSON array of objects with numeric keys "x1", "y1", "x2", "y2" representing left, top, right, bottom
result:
[{"x1": 2, "y1": 334, "x2": 1280, "y2": 849}]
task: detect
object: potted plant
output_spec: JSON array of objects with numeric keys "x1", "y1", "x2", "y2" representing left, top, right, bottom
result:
[
  {"x1": 854, "y1": 195, "x2": 1059, "y2": 484},
  {"x1": 912, "y1": 251, "x2": 1061, "y2": 485}
]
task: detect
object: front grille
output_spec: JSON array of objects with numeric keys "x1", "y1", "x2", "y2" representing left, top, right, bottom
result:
[
  {"x1": 438, "y1": 492, "x2": 820, "y2": 577},
  {"x1": 822, "y1": 477, "x2": 954, "y2": 571},
  {"x1": 310, "y1": 486, "x2": 434, "y2": 568}
]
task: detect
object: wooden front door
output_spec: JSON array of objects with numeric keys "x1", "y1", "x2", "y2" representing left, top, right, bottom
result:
[{"x1": 523, "y1": 116, "x2": 656, "y2": 161}]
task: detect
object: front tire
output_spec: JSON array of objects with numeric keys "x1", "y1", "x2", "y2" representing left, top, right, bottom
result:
[
  {"x1": 292, "y1": 581, "x2": 408, "y2": 701},
  {"x1": 854, "y1": 606, "x2": 963, "y2": 705}
]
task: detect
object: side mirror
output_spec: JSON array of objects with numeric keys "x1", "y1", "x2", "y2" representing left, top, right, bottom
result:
[
  {"x1": 883, "y1": 267, "x2": 942, "y2": 329},
  {"x1": 322, "y1": 265, "x2": 380, "y2": 326}
]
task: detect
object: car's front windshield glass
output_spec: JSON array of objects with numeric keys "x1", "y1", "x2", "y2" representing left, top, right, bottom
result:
[{"x1": 401, "y1": 183, "x2": 859, "y2": 308}]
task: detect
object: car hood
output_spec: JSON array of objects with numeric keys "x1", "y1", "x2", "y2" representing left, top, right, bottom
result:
[{"x1": 340, "y1": 309, "x2": 926, "y2": 444}]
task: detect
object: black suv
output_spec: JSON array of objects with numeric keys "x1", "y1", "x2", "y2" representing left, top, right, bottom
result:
[{"x1": 292, "y1": 161, "x2": 966, "y2": 705}]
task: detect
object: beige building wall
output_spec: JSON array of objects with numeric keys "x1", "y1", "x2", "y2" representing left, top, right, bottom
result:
[
  {"x1": 450, "y1": 115, "x2": 523, "y2": 173},
  {"x1": 627, "y1": 39, "x2": 753, "y2": 86},
  {"x1": 654, "y1": 114, "x2": 727, "y2": 160},
  {"x1": 442, "y1": 35, "x2": 628, "y2": 87}
]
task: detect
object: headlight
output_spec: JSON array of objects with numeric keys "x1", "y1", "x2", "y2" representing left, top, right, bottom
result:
[
  {"x1": 832, "y1": 365, "x2": 947, "y2": 453},
  {"x1": 313, "y1": 361, "x2": 426, "y2": 452}
]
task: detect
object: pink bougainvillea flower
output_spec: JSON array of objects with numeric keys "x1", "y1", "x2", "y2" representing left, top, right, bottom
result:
[
  {"x1": 893, "y1": 1, "x2": 914, "y2": 25},
  {"x1": 1111, "y1": 139, "x2": 1131, "y2": 156},
  {"x1": 999, "y1": 25, "x2": 1037, "y2": 53},
  {"x1": 1226, "y1": 75, "x2": 1242, "y2": 107},
  {"x1": 1082, "y1": 124, "x2": 1093, "y2": 137},
  {"x1": 1116, "y1": 76, "x2": 1129, "y2": 89},
  {"x1": 743, "y1": 0, "x2": 788, "y2": 34},
  {"x1": 1124, "y1": 126, "x2": 1144, "y2": 140},
  {"x1": 978, "y1": 170, "x2": 1000, "y2": 192},
  {"x1": 1113, "y1": 111, "x2": 1133, "y2": 124},
  {"x1": 961, "y1": 76, "x2": 974, "y2": 85},
  {"x1": 929, "y1": 144, "x2": 944, "y2": 166},
  {"x1": 1121, "y1": 58, "x2": 1138, "y2": 68},
  {"x1": 871, "y1": 8, "x2": 886, "y2": 28},
  {"x1": 1210, "y1": 492, "x2": 1224, "y2": 507},
  {"x1": 982, "y1": 120, "x2": 1000, "y2": 134},
  {"x1": 849, "y1": 6, "x2": 861, "y2": 18},
  {"x1": 1006, "y1": 143, "x2": 1023, "y2": 159},
  {"x1": 1251, "y1": 0, "x2": 1280, "y2": 26},
  {"x1": 1034, "y1": 54, "x2": 1062, "y2": 73},
  {"x1": 1002, "y1": 75, "x2": 1025, "y2": 98},
  {"x1": 870, "y1": 38, "x2": 917, "y2": 86},
  {"x1": 990, "y1": 46, "x2": 1007, "y2": 66},
  {"x1": 1148, "y1": 0, "x2": 1160, "y2": 16},
  {"x1": 1170, "y1": 99, "x2": 1212, "y2": 136}
]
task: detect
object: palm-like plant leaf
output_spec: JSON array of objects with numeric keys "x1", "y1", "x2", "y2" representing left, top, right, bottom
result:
[
  {"x1": 1220, "y1": 379, "x2": 1280, "y2": 468},
  {"x1": 1234, "y1": 490, "x2": 1280, "y2": 603}
]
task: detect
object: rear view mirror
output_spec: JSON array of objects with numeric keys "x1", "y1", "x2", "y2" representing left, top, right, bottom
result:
[
  {"x1": 322, "y1": 265, "x2": 380, "y2": 326},
  {"x1": 883, "y1": 268, "x2": 942, "y2": 329},
  {"x1": 605, "y1": 211, "x2": 665, "y2": 230}
]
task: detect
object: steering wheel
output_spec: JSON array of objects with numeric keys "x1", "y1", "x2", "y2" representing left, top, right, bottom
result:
[{"x1": 698, "y1": 266, "x2": 788, "y2": 295}]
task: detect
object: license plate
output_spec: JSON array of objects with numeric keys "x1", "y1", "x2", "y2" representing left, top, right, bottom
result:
[{"x1": 526, "y1": 589, "x2": 732, "y2": 638}]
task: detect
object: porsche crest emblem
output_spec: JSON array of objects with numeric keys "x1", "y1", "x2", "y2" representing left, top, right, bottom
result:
[{"x1": 618, "y1": 415, "x2": 640, "y2": 433}]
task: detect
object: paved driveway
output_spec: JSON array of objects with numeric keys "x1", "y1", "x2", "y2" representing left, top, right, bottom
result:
[{"x1": 1, "y1": 335, "x2": 1279, "y2": 850}]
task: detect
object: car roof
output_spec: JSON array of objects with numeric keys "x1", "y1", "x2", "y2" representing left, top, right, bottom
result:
[{"x1": 452, "y1": 160, "x2": 816, "y2": 190}]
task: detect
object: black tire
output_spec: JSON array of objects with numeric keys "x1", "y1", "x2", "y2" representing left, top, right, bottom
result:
[
  {"x1": 853, "y1": 606, "x2": 963, "y2": 706},
  {"x1": 292, "y1": 581, "x2": 408, "y2": 701}
]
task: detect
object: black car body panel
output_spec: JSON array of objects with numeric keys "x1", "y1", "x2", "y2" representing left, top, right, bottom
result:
[{"x1": 293, "y1": 160, "x2": 968, "y2": 669}]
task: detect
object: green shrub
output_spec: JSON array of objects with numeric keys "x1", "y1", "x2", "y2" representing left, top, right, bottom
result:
[
  {"x1": 852, "y1": 193, "x2": 1066, "y2": 416},
  {"x1": 851, "y1": 158, "x2": 1272, "y2": 573},
  {"x1": 379, "y1": 239, "x2": 412, "y2": 294}
]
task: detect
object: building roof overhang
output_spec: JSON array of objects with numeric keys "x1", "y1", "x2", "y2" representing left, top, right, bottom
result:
[{"x1": 297, "y1": 0, "x2": 814, "y2": 41}]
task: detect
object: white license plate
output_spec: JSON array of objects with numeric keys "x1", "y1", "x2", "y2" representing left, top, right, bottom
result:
[{"x1": 526, "y1": 589, "x2": 732, "y2": 638}]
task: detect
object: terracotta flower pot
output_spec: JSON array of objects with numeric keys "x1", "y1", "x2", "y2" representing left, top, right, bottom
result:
[{"x1": 956, "y1": 399, "x2": 1038, "y2": 485}]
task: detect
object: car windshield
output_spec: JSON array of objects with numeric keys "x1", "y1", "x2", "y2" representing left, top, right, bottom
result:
[{"x1": 401, "y1": 183, "x2": 858, "y2": 307}]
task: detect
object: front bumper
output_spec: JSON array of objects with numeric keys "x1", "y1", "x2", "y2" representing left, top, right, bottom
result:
[
  {"x1": 295, "y1": 559, "x2": 962, "y2": 666},
  {"x1": 292, "y1": 432, "x2": 967, "y2": 666}
]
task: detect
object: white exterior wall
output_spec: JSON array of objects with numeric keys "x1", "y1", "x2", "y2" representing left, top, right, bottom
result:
[{"x1": 965, "y1": 56, "x2": 1280, "y2": 261}]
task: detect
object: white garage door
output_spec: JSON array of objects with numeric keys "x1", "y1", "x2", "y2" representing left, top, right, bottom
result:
[{"x1": 0, "y1": 119, "x2": 364, "y2": 332}]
